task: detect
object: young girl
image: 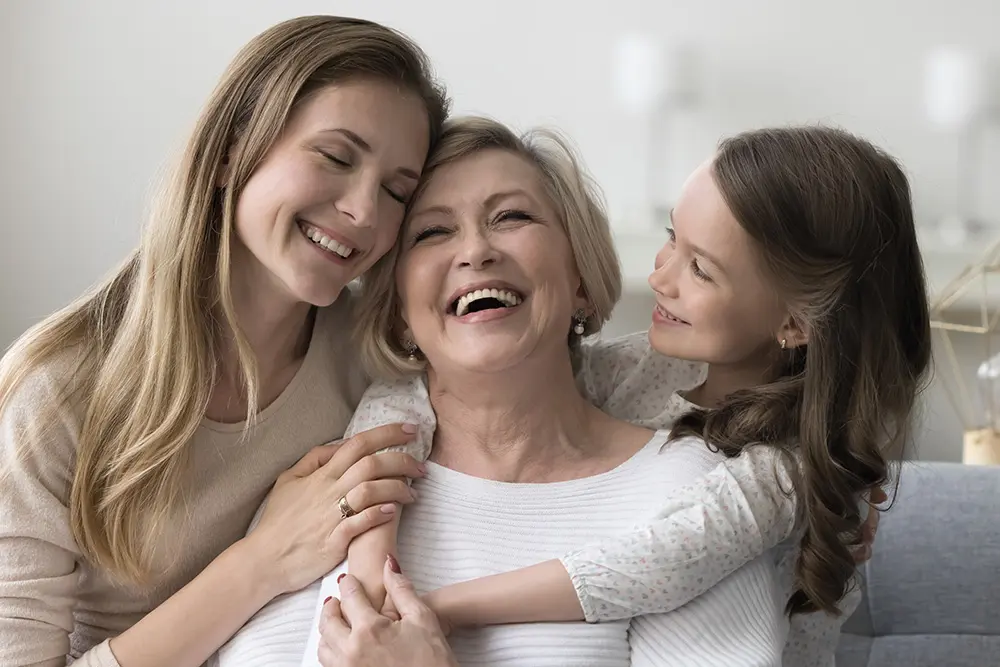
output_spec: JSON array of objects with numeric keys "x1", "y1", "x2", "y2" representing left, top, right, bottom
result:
[{"x1": 328, "y1": 122, "x2": 929, "y2": 664}]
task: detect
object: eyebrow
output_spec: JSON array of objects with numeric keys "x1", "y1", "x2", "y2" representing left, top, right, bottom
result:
[
  {"x1": 668, "y1": 208, "x2": 726, "y2": 271},
  {"x1": 319, "y1": 128, "x2": 421, "y2": 181},
  {"x1": 408, "y1": 188, "x2": 534, "y2": 223},
  {"x1": 483, "y1": 189, "x2": 533, "y2": 210}
]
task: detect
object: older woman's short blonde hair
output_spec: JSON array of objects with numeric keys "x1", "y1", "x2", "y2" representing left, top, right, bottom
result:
[{"x1": 354, "y1": 116, "x2": 622, "y2": 380}]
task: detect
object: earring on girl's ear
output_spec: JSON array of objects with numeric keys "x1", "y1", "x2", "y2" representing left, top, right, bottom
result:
[
  {"x1": 404, "y1": 339, "x2": 420, "y2": 361},
  {"x1": 573, "y1": 309, "x2": 587, "y2": 336},
  {"x1": 780, "y1": 338, "x2": 787, "y2": 350}
]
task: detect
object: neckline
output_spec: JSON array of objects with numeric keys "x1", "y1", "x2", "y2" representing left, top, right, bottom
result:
[
  {"x1": 423, "y1": 429, "x2": 671, "y2": 494},
  {"x1": 201, "y1": 306, "x2": 325, "y2": 434}
]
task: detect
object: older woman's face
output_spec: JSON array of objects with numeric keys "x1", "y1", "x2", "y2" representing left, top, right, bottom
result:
[{"x1": 395, "y1": 149, "x2": 586, "y2": 375}]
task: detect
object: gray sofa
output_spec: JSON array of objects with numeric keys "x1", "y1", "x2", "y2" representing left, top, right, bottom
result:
[{"x1": 835, "y1": 461, "x2": 1000, "y2": 666}]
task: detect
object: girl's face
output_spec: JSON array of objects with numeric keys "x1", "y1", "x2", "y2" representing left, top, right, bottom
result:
[{"x1": 647, "y1": 159, "x2": 802, "y2": 373}]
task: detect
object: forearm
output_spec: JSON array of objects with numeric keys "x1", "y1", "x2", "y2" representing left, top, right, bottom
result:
[
  {"x1": 426, "y1": 559, "x2": 583, "y2": 628},
  {"x1": 347, "y1": 513, "x2": 402, "y2": 609},
  {"x1": 109, "y1": 539, "x2": 278, "y2": 667}
]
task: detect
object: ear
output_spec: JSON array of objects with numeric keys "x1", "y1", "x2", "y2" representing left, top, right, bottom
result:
[
  {"x1": 776, "y1": 314, "x2": 809, "y2": 349},
  {"x1": 574, "y1": 279, "x2": 590, "y2": 314}
]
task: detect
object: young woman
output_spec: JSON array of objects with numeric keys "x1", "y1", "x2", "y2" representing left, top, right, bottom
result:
[{"x1": 0, "y1": 15, "x2": 448, "y2": 667}]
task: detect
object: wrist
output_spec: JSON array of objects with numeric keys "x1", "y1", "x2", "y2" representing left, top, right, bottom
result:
[{"x1": 231, "y1": 534, "x2": 285, "y2": 603}]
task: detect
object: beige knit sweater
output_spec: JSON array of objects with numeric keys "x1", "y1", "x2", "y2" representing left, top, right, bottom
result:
[{"x1": 0, "y1": 296, "x2": 367, "y2": 666}]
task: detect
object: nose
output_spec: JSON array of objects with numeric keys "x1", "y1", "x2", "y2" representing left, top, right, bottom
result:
[
  {"x1": 335, "y1": 174, "x2": 379, "y2": 228},
  {"x1": 456, "y1": 227, "x2": 500, "y2": 270},
  {"x1": 648, "y1": 243, "x2": 680, "y2": 298}
]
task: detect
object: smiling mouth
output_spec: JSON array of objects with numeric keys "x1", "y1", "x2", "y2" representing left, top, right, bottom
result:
[
  {"x1": 450, "y1": 288, "x2": 524, "y2": 317},
  {"x1": 656, "y1": 305, "x2": 690, "y2": 325},
  {"x1": 298, "y1": 220, "x2": 356, "y2": 259}
]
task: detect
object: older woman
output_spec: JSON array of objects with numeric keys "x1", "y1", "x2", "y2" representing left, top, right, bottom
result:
[{"x1": 216, "y1": 117, "x2": 791, "y2": 666}]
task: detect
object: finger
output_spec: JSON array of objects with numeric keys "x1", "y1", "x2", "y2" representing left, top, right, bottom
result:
[
  {"x1": 323, "y1": 424, "x2": 418, "y2": 479},
  {"x1": 320, "y1": 595, "x2": 350, "y2": 641},
  {"x1": 337, "y1": 452, "x2": 426, "y2": 491},
  {"x1": 332, "y1": 504, "x2": 399, "y2": 546},
  {"x1": 380, "y1": 590, "x2": 401, "y2": 621},
  {"x1": 869, "y1": 486, "x2": 888, "y2": 505},
  {"x1": 284, "y1": 442, "x2": 342, "y2": 479},
  {"x1": 344, "y1": 479, "x2": 417, "y2": 513},
  {"x1": 383, "y1": 554, "x2": 434, "y2": 621},
  {"x1": 338, "y1": 574, "x2": 384, "y2": 628}
]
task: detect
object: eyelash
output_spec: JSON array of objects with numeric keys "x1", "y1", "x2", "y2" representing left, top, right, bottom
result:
[
  {"x1": 413, "y1": 226, "x2": 447, "y2": 243},
  {"x1": 411, "y1": 209, "x2": 534, "y2": 245},
  {"x1": 318, "y1": 150, "x2": 408, "y2": 205},
  {"x1": 665, "y1": 227, "x2": 711, "y2": 282},
  {"x1": 495, "y1": 209, "x2": 533, "y2": 223}
]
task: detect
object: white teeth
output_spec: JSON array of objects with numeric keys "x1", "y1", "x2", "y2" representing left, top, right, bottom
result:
[
  {"x1": 302, "y1": 224, "x2": 354, "y2": 259},
  {"x1": 454, "y1": 288, "x2": 523, "y2": 317}
]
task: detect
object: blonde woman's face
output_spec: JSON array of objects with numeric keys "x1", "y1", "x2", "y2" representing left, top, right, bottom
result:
[
  {"x1": 395, "y1": 149, "x2": 587, "y2": 376},
  {"x1": 234, "y1": 79, "x2": 429, "y2": 307}
]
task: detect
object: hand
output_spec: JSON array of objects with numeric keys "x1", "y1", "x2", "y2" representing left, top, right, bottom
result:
[
  {"x1": 243, "y1": 424, "x2": 425, "y2": 597},
  {"x1": 852, "y1": 486, "x2": 887, "y2": 564},
  {"x1": 319, "y1": 556, "x2": 458, "y2": 667}
]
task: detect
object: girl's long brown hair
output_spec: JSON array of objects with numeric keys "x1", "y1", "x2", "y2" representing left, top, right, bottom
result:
[{"x1": 672, "y1": 126, "x2": 931, "y2": 615}]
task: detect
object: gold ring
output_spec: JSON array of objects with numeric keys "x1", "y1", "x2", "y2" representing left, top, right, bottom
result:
[{"x1": 338, "y1": 495, "x2": 357, "y2": 519}]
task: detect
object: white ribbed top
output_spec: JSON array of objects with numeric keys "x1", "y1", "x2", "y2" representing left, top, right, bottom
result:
[{"x1": 217, "y1": 431, "x2": 787, "y2": 666}]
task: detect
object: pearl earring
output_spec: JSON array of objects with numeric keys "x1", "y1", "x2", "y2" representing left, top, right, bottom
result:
[
  {"x1": 573, "y1": 310, "x2": 587, "y2": 336},
  {"x1": 404, "y1": 339, "x2": 420, "y2": 361},
  {"x1": 780, "y1": 338, "x2": 787, "y2": 350}
]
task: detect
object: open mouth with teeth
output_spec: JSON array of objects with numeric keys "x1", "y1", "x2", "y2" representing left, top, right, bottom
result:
[
  {"x1": 451, "y1": 288, "x2": 524, "y2": 317},
  {"x1": 299, "y1": 220, "x2": 356, "y2": 260}
]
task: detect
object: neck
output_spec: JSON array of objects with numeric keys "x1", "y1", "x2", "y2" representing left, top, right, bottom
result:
[
  {"x1": 428, "y1": 346, "x2": 603, "y2": 482},
  {"x1": 688, "y1": 356, "x2": 772, "y2": 408},
  {"x1": 223, "y1": 245, "x2": 315, "y2": 383}
]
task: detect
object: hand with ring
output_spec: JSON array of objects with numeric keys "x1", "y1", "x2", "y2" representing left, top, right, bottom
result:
[{"x1": 241, "y1": 423, "x2": 426, "y2": 598}]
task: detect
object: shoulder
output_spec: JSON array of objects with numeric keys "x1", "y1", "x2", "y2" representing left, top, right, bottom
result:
[
  {"x1": 651, "y1": 432, "x2": 727, "y2": 475},
  {"x1": 1, "y1": 347, "x2": 88, "y2": 501},
  {"x1": 580, "y1": 332, "x2": 705, "y2": 389}
]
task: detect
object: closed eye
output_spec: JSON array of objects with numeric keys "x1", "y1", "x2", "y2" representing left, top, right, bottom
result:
[
  {"x1": 384, "y1": 186, "x2": 408, "y2": 205},
  {"x1": 318, "y1": 150, "x2": 350, "y2": 168},
  {"x1": 665, "y1": 226, "x2": 676, "y2": 244},
  {"x1": 413, "y1": 226, "x2": 449, "y2": 243},
  {"x1": 494, "y1": 209, "x2": 534, "y2": 224}
]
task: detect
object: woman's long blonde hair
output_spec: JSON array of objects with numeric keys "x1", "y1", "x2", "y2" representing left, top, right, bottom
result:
[{"x1": 0, "y1": 15, "x2": 447, "y2": 584}]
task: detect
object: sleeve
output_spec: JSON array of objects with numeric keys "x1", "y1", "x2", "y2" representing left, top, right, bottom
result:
[
  {"x1": 627, "y1": 556, "x2": 787, "y2": 667},
  {"x1": 559, "y1": 444, "x2": 798, "y2": 622},
  {"x1": 575, "y1": 333, "x2": 706, "y2": 429},
  {"x1": 781, "y1": 573, "x2": 863, "y2": 667},
  {"x1": 342, "y1": 376, "x2": 436, "y2": 463},
  {"x1": 0, "y1": 368, "x2": 123, "y2": 667}
]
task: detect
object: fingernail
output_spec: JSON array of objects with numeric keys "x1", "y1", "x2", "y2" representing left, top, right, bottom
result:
[
  {"x1": 323, "y1": 596, "x2": 332, "y2": 605},
  {"x1": 379, "y1": 503, "x2": 397, "y2": 514},
  {"x1": 337, "y1": 573, "x2": 347, "y2": 584},
  {"x1": 402, "y1": 423, "x2": 418, "y2": 434},
  {"x1": 416, "y1": 463, "x2": 428, "y2": 475},
  {"x1": 409, "y1": 488, "x2": 419, "y2": 500},
  {"x1": 387, "y1": 554, "x2": 402, "y2": 574}
]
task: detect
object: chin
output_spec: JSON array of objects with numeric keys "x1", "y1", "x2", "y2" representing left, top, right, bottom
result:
[
  {"x1": 647, "y1": 325, "x2": 699, "y2": 361},
  {"x1": 287, "y1": 275, "x2": 349, "y2": 308},
  {"x1": 436, "y1": 345, "x2": 531, "y2": 375}
]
